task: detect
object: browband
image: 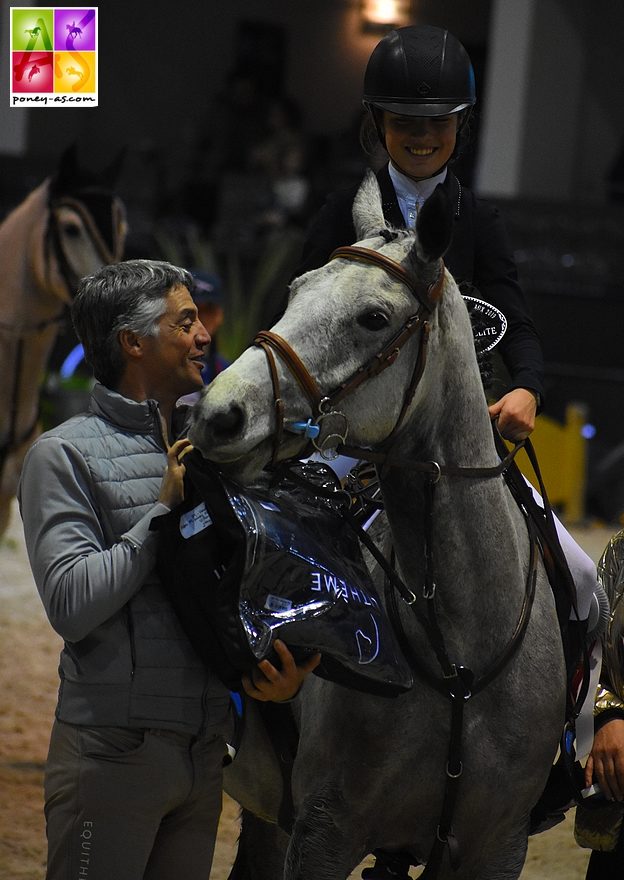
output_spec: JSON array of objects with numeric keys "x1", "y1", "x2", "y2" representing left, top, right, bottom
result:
[{"x1": 329, "y1": 245, "x2": 444, "y2": 313}]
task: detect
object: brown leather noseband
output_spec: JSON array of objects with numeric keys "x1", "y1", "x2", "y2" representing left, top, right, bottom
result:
[{"x1": 254, "y1": 245, "x2": 444, "y2": 466}]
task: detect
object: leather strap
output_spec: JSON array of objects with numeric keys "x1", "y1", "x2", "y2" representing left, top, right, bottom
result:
[
  {"x1": 330, "y1": 245, "x2": 444, "y2": 312},
  {"x1": 338, "y1": 438, "x2": 526, "y2": 480},
  {"x1": 50, "y1": 194, "x2": 126, "y2": 265},
  {"x1": 255, "y1": 330, "x2": 323, "y2": 412},
  {"x1": 255, "y1": 338, "x2": 286, "y2": 468},
  {"x1": 323, "y1": 314, "x2": 424, "y2": 409}
]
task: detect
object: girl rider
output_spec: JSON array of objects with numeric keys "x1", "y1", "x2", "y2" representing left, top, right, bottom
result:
[{"x1": 295, "y1": 24, "x2": 541, "y2": 443}]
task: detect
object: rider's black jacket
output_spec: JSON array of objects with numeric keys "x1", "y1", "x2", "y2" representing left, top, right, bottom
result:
[{"x1": 292, "y1": 165, "x2": 544, "y2": 402}]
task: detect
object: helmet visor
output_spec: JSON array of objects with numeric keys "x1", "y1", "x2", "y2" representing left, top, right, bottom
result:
[{"x1": 365, "y1": 98, "x2": 472, "y2": 116}]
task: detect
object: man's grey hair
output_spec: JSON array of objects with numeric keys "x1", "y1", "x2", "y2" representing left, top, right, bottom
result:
[{"x1": 71, "y1": 259, "x2": 194, "y2": 389}]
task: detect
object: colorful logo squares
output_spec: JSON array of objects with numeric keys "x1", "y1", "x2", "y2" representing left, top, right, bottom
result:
[{"x1": 10, "y1": 8, "x2": 98, "y2": 106}]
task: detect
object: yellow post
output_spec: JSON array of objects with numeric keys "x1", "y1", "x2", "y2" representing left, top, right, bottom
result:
[
  {"x1": 514, "y1": 402, "x2": 588, "y2": 524},
  {"x1": 560, "y1": 402, "x2": 588, "y2": 524}
]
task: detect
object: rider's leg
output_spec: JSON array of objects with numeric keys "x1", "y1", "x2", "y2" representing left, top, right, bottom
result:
[
  {"x1": 524, "y1": 478, "x2": 598, "y2": 620},
  {"x1": 524, "y1": 478, "x2": 604, "y2": 762}
]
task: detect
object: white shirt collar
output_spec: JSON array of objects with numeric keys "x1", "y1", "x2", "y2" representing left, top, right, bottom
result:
[{"x1": 388, "y1": 163, "x2": 447, "y2": 228}]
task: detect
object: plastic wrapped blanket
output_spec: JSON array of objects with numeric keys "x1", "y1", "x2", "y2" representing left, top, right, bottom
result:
[{"x1": 153, "y1": 452, "x2": 413, "y2": 696}]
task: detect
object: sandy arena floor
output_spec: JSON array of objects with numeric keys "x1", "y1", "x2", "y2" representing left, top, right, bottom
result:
[{"x1": 0, "y1": 499, "x2": 615, "y2": 879}]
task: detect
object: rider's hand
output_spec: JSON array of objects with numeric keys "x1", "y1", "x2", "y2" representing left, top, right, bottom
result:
[
  {"x1": 242, "y1": 639, "x2": 321, "y2": 703},
  {"x1": 488, "y1": 388, "x2": 538, "y2": 442},
  {"x1": 584, "y1": 718, "x2": 624, "y2": 801},
  {"x1": 158, "y1": 437, "x2": 193, "y2": 509}
]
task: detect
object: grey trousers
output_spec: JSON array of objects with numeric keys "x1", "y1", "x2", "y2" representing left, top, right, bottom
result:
[{"x1": 44, "y1": 720, "x2": 227, "y2": 880}]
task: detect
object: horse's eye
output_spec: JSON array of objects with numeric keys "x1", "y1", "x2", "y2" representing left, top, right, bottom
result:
[
  {"x1": 357, "y1": 311, "x2": 390, "y2": 331},
  {"x1": 62, "y1": 222, "x2": 82, "y2": 238}
]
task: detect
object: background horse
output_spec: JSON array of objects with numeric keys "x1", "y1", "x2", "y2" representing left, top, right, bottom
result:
[
  {"x1": 190, "y1": 173, "x2": 567, "y2": 879},
  {"x1": 0, "y1": 146, "x2": 126, "y2": 536}
]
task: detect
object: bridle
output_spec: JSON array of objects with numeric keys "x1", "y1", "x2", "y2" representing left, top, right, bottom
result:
[
  {"x1": 254, "y1": 245, "x2": 444, "y2": 467},
  {"x1": 47, "y1": 190, "x2": 126, "y2": 296}
]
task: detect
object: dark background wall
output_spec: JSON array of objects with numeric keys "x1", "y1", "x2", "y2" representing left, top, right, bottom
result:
[{"x1": 1, "y1": 1, "x2": 491, "y2": 175}]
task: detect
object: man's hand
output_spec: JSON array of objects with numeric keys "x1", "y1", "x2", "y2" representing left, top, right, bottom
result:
[
  {"x1": 242, "y1": 639, "x2": 321, "y2": 703},
  {"x1": 158, "y1": 437, "x2": 193, "y2": 509},
  {"x1": 488, "y1": 388, "x2": 538, "y2": 441},
  {"x1": 585, "y1": 718, "x2": 624, "y2": 801}
]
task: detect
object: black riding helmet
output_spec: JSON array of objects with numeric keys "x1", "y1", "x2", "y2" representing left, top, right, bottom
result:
[{"x1": 363, "y1": 25, "x2": 476, "y2": 160}]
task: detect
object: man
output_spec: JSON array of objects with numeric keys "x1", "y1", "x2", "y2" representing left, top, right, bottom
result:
[{"x1": 18, "y1": 259, "x2": 318, "y2": 880}]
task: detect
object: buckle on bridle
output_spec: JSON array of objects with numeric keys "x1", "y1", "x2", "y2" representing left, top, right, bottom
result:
[
  {"x1": 429, "y1": 461, "x2": 442, "y2": 484},
  {"x1": 312, "y1": 410, "x2": 349, "y2": 461}
]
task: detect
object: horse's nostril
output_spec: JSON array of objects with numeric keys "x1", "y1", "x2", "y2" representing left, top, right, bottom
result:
[{"x1": 210, "y1": 404, "x2": 246, "y2": 440}]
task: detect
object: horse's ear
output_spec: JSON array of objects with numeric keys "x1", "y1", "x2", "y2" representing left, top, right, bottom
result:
[
  {"x1": 414, "y1": 183, "x2": 454, "y2": 262},
  {"x1": 50, "y1": 142, "x2": 125, "y2": 195},
  {"x1": 101, "y1": 147, "x2": 127, "y2": 187},
  {"x1": 352, "y1": 170, "x2": 388, "y2": 241},
  {"x1": 50, "y1": 142, "x2": 79, "y2": 193}
]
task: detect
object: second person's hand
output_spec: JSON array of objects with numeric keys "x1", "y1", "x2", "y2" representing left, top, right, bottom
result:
[
  {"x1": 158, "y1": 437, "x2": 194, "y2": 509},
  {"x1": 242, "y1": 639, "x2": 321, "y2": 703}
]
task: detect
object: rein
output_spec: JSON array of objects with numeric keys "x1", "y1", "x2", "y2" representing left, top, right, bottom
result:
[
  {"x1": 373, "y1": 504, "x2": 539, "y2": 877},
  {"x1": 339, "y1": 438, "x2": 524, "y2": 480}
]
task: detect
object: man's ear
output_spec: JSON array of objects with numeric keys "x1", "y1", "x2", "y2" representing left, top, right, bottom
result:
[{"x1": 118, "y1": 328, "x2": 145, "y2": 360}]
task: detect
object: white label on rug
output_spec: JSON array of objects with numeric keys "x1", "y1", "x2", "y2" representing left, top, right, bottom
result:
[
  {"x1": 179, "y1": 502, "x2": 213, "y2": 539},
  {"x1": 264, "y1": 594, "x2": 293, "y2": 613}
]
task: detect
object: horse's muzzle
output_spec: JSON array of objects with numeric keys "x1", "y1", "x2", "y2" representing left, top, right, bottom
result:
[{"x1": 190, "y1": 401, "x2": 246, "y2": 451}]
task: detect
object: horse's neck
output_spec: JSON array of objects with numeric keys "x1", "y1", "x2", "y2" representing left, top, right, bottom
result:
[
  {"x1": 0, "y1": 181, "x2": 64, "y2": 440},
  {"x1": 380, "y1": 311, "x2": 529, "y2": 655},
  {"x1": 0, "y1": 180, "x2": 63, "y2": 324}
]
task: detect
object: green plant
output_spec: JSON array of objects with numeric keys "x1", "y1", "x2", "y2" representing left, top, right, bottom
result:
[
  {"x1": 219, "y1": 226, "x2": 303, "y2": 361},
  {"x1": 152, "y1": 220, "x2": 304, "y2": 361}
]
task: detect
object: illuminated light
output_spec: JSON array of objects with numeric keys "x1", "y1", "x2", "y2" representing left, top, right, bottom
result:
[
  {"x1": 581, "y1": 423, "x2": 596, "y2": 440},
  {"x1": 60, "y1": 343, "x2": 85, "y2": 379},
  {"x1": 361, "y1": 0, "x2": 413, "y2": 30}
]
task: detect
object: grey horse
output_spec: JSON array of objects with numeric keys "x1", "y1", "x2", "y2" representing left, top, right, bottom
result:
[{"x1": 189, "y1": 172, "x2": 566, "y2": 879}]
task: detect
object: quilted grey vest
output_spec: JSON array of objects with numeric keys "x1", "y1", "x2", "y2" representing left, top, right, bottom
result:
[{"x1": 52, "y1": 384, "x2": 229, "y2": 733}]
